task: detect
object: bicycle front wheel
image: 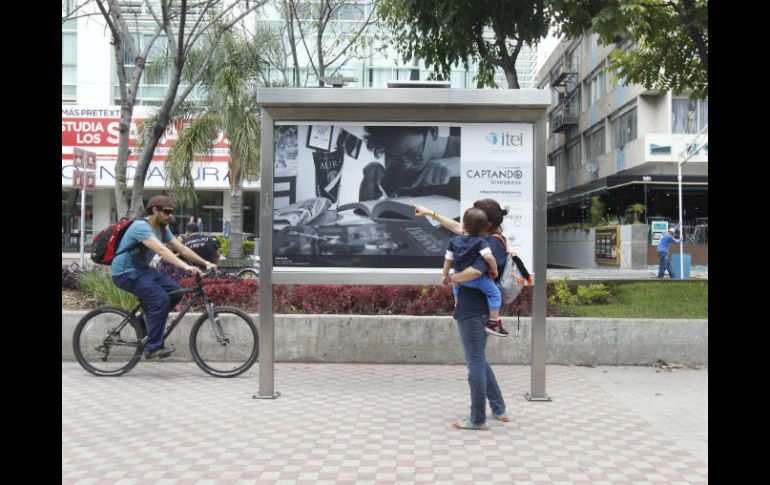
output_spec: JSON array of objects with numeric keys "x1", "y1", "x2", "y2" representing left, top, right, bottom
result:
[
  {"x1": 189, "y1": 306, "x2": 258, "y2": 377},
  {"x1": 73, "y1": 306, "x2": 145, "y2": 376}
]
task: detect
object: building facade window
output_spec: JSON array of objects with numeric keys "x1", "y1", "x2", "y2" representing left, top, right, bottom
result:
[
  {"x1": 612, "y1": 108, "x2": 637, "y2": 149},
  {"x1": 549, "y1": 150, "x2": 564, "y2": 186},
  {"x1": 164, "y1": 190, "x2": 225, "y2": 234},
  {"x1": 672, "y1": 98, "x2": 708, "y2": 134},
  {"x1": 568, "y1": 46, "x2": 579, "y2": 70},
  {"x1": 566, "y1": 142, "x2": 581, "y2": 188},
  {"x1": 62, "y1": 188, "x2": 93, "y2": 251},
  {"x1": 62, "y1": 19, "x2": 77, "y2": 101},
  {"x1": 585, "y1": 126, "x2": 605, "y2": 161},
  {"x1": 586, "y1": 67, "x2": 606, "y2": 107}
]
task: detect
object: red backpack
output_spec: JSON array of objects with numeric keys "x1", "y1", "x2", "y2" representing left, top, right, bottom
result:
[{"x1": 90, "y1": 220, "x2": 146, "y2": 265}]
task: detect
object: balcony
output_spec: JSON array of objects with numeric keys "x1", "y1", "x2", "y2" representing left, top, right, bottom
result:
[
  {"x1": 550, "y1": 59, "x2": 577, "y2": 88},
  {"x1": 550, "y1": 101, "x2": 578, "y2": 133}
]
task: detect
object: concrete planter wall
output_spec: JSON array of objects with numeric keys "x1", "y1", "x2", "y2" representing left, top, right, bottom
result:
[
  {"x1": 63, "y1": 312, "x2": 708, "y2": 366},
  {"x1": 547, "y1": 224, "x2": 648, "y2": 269},
  {"x1": 547, "y1": 227, "x2": 597, "y2": 268}
]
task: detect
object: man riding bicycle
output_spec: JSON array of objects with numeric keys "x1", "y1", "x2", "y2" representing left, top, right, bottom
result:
[{"x1": 111, "y1": 195, "x2": 217, "y2": 360}]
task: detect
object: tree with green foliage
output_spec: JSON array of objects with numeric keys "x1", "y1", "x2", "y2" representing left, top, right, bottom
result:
[
  {"x1": 62, "y1": 0, "x2": 268, "y2": 219},
  {"x1": 378, "y1": 0, "x2": 549, "y2": 88},
  {"x1": 590, "y1": 195, "x2": 605, "y2": 226},
  {"x1": 164, "y1": 30, "x2": 266, "y2": 259},
  {"x1": 552, "y1": 0, "x2": 707, "y2": 99},
  {"x1": 625, "y1": 203, "x2": 645, "y2": 223}
]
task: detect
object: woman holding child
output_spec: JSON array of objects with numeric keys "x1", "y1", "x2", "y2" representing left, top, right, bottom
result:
[{"x1": 413, "y1": 198, "x2": 511, "y2": 431}]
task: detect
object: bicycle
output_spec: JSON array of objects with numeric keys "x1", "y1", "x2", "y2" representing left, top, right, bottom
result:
[
  {"x1": 73, "y1": 273, "x2": 258, "y2": 378},
  {"x1": 236, "y1": 253, "x2": 260, "y2": 279}
]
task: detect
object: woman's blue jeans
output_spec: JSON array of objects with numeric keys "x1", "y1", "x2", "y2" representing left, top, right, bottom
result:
[{"x1": 455, "y1": 314, "x2": 506, "y2": 425}]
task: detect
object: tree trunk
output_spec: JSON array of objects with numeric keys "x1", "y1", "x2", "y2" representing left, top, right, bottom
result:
[
  {"x1": 500, "y1": 41, "x2": 522, "y2": 89},
  {"x1": 114, "y1": 105, "x2": 133, "y2": 219},
  {"x1": 503, "y1": 65, "x2": 520, "y2": 89},
  {"x1": 229, "y1": 183, "x2": 244, "y2": 259},
  {"x1": 317, "y1": 21, "x2": 325, "y2": 85},
  {"x1": 128, "y1": 68, "x2": 182, "y2": 218},
  {"x1": 489, "y1": 14, "x2": 522, "y2": 89},
  {"x1": 286, "y1": 0, "x2": 301, "y2": 86}
]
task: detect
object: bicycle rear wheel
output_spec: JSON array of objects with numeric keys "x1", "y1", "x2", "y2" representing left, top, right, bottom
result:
[
  {"x1": 189, "y1": 306, "x2": 258, "y2": 377},
  {"x1": 73, "y1": 306, "x2": 146, "y2": 376},
  {"x1": 236, "y1": 268, "x2": 259, "y2": 279}
]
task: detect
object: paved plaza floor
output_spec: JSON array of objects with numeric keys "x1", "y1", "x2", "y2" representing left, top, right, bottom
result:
[{"x1": 62, "y1": 362, "x2": 707, "y2": 484}]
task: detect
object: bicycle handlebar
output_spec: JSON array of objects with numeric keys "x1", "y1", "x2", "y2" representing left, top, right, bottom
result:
[{"x1": 193, "y1": 269, "x2": 218, "y2": 284}]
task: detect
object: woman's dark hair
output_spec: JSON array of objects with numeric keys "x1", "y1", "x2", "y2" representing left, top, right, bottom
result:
[
  {"x1": 473, "y1": 198, "x2": 508, "y2": 233},
  {"x1": 462, "y1": 208, "x2": 488, "y2": 237}
]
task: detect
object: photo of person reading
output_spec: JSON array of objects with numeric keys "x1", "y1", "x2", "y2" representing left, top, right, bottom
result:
[{"x1": 359, "y1": 126, "x2": 460, "y2": 200}]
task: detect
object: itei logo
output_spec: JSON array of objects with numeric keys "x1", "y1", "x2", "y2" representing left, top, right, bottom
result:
[{"x1": 486, "y1": 132, "x2": 524, "y2": 147}]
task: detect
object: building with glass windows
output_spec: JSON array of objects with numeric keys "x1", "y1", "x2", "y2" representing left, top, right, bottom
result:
[
  {"x1": 536, "y1": 35, "x2": 708, "y2": 233},
  {"x1": 61, "y1": 1, "x2": 539, "y2": 254},
  {"x1": 255, "y1": 2, "x2": 539, "y2": 89}
]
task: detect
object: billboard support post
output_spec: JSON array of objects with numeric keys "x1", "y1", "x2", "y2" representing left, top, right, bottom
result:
[
  {"x1": 526, "y1": 112, "x2": 551, "y2": 401},
  {"x1": 254, "y1": 109, "x2": 280, "y2": 400}
]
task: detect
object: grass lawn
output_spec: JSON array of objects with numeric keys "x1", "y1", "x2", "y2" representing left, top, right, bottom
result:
[{"x1": 556, "y1": 281, "x2": 708, "y2": 319}]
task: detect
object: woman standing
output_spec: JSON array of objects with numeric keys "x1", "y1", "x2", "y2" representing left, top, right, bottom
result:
[{"x1": 413, "y1": 199, "x2": 510, "y2": 430}]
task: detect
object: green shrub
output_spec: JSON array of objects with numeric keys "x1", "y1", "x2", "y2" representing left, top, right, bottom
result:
[
  {"x1": 78, "y1": 269, "x2": 139, "y2": 308},
  {"x1": 576, "y1": 284, "x2": 611, "y2": 304},
  {"x1": 216, "y1": 235, "x2": 229, "y2": 257},
  {"x1": 242, "y1": 241, "x2": 255, "y2": 256},
  {"x1": 590, "y1": 196, "x2": 605, "y2": 227},
  {"x1": 549, "y1": 278, "x2": 578, "y2": 305}
]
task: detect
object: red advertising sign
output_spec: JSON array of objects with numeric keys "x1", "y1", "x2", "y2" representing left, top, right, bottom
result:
[
  {"x1": 73, "y1": 147, "x2": 85, "y2": 168},
  {"x1": 86, "y1": 152, "x2": 97, "y2": 170},
  {"x1": 72, "y1": 169, "x2": 83, "y2": 189},
  {"x1": 61, "y1": 106, "x2": 230, "y2": 163},
  {"x1": 73, "y1": 147, "x2": 97, "y2": 169},
  {"x1": 85, "y1": 171, "x2": 96, "y2": 191}
]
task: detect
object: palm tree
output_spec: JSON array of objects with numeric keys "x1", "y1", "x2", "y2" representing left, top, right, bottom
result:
[{"x1": 164, "y1": 30, "x2": 266, "y2": 259}]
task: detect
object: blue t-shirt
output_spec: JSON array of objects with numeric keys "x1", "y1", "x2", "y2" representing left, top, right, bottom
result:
[
  {"x1": 454, "y1": 234, "x2": 508, "y2": 321},
  {"x1": 446, "y1": 235, "x2": 492, "y2": 273},
  {"x1": 657, "y1": 232, "x2": 681, "y2": 253},
  {"x1": 111, "y1": 220, "x2": 174, "y2": 276}
]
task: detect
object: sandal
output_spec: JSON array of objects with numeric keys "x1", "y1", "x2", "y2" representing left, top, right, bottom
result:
[
  {"x1": 493, "y1": 413, "x2": 510, "y2": 422},
  {"x1": 452, "y1": 417, "x2": 488, "y2": 430}
]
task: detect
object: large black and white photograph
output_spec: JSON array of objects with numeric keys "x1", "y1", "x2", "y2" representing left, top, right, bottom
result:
[{"x1": 273, "y1": 124, "x2": 462, "y2": 268}]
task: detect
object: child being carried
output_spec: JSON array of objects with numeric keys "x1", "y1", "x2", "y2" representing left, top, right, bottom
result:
[{"x1": 442, "y1": 207, "x2": 509, "y2": 337}]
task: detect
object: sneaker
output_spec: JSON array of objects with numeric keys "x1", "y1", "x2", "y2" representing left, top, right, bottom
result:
[
  {"x1": 485, "y1": 319, "x2": 509, "y2": 337},
  {"x1": 452, "y1": 417, "x2": 488, "y2": 430},
  {"x1": 144, "y1": 346, "x2": 176, "y2": 360},
  {"x1": 493, "y1": 412, "x2": 510, "y2": 422}
]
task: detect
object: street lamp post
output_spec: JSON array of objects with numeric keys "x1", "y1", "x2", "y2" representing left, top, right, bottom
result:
[{"x1": 676, "y1": 124, "x2": 708, "y2": 279}]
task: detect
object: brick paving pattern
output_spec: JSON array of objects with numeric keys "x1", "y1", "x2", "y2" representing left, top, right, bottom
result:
[{"x1": 63, "y1": 362, "x2": 707, "y2": 484}]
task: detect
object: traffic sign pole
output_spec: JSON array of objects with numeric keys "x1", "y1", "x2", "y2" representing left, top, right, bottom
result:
[{"x1": 73, "y1": 148, "x2": 97, "y2": 267}]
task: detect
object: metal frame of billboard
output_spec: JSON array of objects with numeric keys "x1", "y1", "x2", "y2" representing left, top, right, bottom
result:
[{"x1": 255, "y1": 88, "x2": 551, "y2": 401}]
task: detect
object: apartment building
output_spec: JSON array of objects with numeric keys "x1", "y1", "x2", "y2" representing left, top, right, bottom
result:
[{"x1": 536, "y1": 34, "x2": 708, "y2": 232}]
